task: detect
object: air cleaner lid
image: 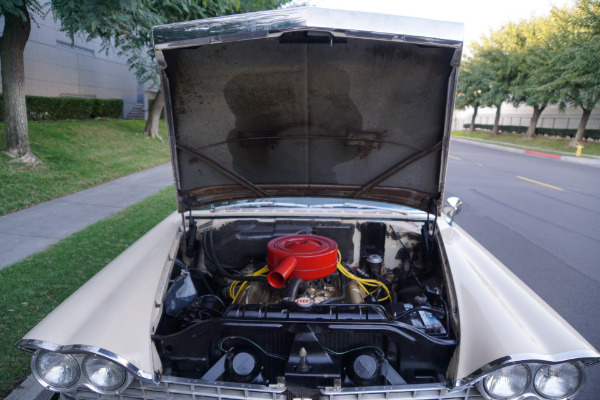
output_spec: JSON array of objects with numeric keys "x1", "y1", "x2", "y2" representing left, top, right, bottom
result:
[{"x1": 267, "y1": 235, "x2": 338, "y2": 283}]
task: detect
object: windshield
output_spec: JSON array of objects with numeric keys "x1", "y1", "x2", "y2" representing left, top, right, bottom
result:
[{"x1": 200, "y1": 197, "x2": 427, "y2": 216}]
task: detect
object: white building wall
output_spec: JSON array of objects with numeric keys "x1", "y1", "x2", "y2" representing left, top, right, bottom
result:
[
  {"x1": 453, "y1": 103, "x2": 600, "y2": 134},
  {"x1": 0, "y1": 8, "x2": 140, "y2": 117}
]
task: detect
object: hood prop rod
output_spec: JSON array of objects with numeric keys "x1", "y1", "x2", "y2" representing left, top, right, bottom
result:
[
  {"x1": 352, "y1": 141, "x2": 442, "y2": 198},
  {"x1": 177, "y1": 141, "x2": 268, "y2": 197}
]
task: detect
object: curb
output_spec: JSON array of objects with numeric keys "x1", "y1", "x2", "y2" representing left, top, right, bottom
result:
[
  {"x1": 452, "y1": 138, "x2": 600, "y2": 168},
  {"x1": 5, "y1": 375, "x2": 54, "y2": 400}
]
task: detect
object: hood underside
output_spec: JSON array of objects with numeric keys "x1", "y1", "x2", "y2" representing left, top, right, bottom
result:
[{"x1": 153, "y1": 8, "x2": 463, "y2": 213}]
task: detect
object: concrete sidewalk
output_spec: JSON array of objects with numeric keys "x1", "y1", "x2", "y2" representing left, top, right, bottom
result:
[{"x1": 0, "y1": 163, "x2": 174, "y2": 270}]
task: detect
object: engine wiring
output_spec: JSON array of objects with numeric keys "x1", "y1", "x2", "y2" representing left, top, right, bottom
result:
[
  {"x1": 393, "y1": 306, "x2": 445, "y2": 320},
  {"x1": 229, "y1": 266, "x2": 269, "y2": 302},
  {"x1": 228, "y1": 251, "x2": 392, "y2": 303},
  {"x1": 218, "y1": 336, "x2": 287, "y2": 361},
  {"x1": 336, "y1": 250, "x2": 391, "y2": 302},
  {"x1": 322, "y1": 344, "x2": 384, "y2": 356},
  {"x1": 390, "y1": 226, "x2": 424, "y2": 289},
  {"x1": 323, "y1": 344, "x2": 391, "y2": 382}
]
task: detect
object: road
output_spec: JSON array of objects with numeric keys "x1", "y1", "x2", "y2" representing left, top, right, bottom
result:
[{"x1": 446, "y1": 140, "x2": 600, "y2": 399}]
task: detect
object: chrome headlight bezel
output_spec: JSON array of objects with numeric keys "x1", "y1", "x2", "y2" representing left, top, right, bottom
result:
[
  {"x1": 81, "y1": 354, "x2": 129, "y2": 393},
  {"x1": 31, "y1": 349, "x2": 133, "y2": 394},
  {"x1": 533, "y1": 362, "x2": 584, "y2": 399},
  {"x1": 477, "y1": 362, "x2": 586, "y2": 400},
  {"x1": 32, "y1": 350, "x2": 81, "y2": 391},
  {"x1": 481, "y1": 363, "x2": 531, "y2": 399}
]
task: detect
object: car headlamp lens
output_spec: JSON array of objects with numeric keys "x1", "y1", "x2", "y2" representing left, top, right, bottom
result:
[
  {"x1": 483, "y1": 364, "x2": 530, "y2": 399},
  {"x1": 82, "y1": 355, "x2": 127, "y2": 391},
  {"x1": 34, "y1": 351, "x2": 80, "y2": 388},
  {"x1": 534, "y1": 362, "x2": 581, "y2": 399}
]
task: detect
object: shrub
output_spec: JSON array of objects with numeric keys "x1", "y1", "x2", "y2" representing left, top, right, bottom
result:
[
  {"x1": 0, "y1": 94, "x2": 123, "y2": 121},
  {"x1": 463, "y1": 124, "x2": 600, "y2": 140}
]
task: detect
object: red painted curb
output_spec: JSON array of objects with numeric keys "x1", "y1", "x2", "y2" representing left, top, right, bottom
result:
[{"x1": 524, "y1": 150, "x2": 562, "y2": 160}]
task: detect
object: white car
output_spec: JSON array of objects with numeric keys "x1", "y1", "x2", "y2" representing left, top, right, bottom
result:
[{"x1": 18, "y1": 8, "x2": 599, "y2": 400}]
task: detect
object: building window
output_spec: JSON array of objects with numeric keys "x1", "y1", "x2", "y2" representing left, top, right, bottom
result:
[{"x1": 56, "y1": 40, "x2": 94, "y2": 57}]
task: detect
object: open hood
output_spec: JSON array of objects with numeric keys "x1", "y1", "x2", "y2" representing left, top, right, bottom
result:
[{"x1": 153, "y1": 7, "x2": 463, "y2": 214}]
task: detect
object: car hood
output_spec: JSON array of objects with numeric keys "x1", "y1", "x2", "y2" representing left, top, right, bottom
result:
[{"x1": 153, "y1": 7, "x2": 463, "y2": 214}]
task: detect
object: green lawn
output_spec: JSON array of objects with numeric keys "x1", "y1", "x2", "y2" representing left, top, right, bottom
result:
[
  {"x1": 452, "y1": 130, "x2": 600, "y2": 157},
  {"x1": 0, "y1": 186, "x2": 176, "y2": 398},
  {"x1": 0, "y1": 120, "x2": 170, "y2": 216}
]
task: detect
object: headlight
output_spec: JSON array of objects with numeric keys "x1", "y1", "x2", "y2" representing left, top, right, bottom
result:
[
  {"x1": 534, "y1": 362, "x2": 582, "y2": 399},
  {"x1": 33, "y1": 351, "x2": 80, "y2": 389},
  {"x1": 82, "y1": 354, "x2": 127, "y2": 392},
  {"x1": 482, "y1": 364, "x2": 530, "y2": 399}
]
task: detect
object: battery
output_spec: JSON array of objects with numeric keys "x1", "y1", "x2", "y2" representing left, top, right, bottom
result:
[{"x1": 397, "y1": 303, "x2": 446, "y2": 335}]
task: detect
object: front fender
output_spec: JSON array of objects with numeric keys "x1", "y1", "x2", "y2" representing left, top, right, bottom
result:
[
  {"x1": 438, "y1": 218, "x2": 599, "y2": 385},
  {"x1": 18, "y1": 212, "x2": 182, "y2": 382}
]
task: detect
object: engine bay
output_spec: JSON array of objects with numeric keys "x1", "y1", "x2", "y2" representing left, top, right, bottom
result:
[{"x1": 153, "y1": 216, "x2": 458, "y2": 392}]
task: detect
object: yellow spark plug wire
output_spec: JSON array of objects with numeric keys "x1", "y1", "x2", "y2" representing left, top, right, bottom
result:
[
  {"x1": 336, "y1": 250, "x2": 391, "y2": 302},
  {"x1": 229, "y1": 266, "x2": 269, "y2": 302}
]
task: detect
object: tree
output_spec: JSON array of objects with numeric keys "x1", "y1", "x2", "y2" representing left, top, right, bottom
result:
[
  {"x1": 0, "y1": 0, "x2": 43, "y2": 165},
  {"x1": 542, "y1": 0, "x2": 600, "y2": 146},
  {"x1": 500, "y1": 18, "x2": 558, "y2": 139},
  {"x1": 52, "y1": 0, "x2": 293, "y2": 140},
  {"x1": 470, "y1": 30, "x2": 518, "y2": 136},
  {"x1": 456, "y1": 56, "x2": 486, "y2": 133}
]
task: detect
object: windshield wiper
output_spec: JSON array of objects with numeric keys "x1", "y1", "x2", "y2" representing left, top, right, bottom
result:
[
  {"x1": 311, "y1": 202, "x2": 408, "y2": 215},
  {"x1": 210, "y1": 201, "x2": 308, "y2": 212}
]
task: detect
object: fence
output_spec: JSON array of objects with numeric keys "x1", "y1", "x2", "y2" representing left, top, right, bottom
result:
[{"x1": 452, "y1": 114, "x2": 600, "y2": 132}]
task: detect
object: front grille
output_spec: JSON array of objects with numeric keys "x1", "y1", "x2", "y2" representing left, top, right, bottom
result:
[
  {"x1": 320, "y1": 385, "x2": 484, "y2": 400},
  {"x1": 62, "y1": 377, "x2": 483, "y2": 400},
  {"x1": 63, "y1": 376, "x2": 286, "y2": 400}
]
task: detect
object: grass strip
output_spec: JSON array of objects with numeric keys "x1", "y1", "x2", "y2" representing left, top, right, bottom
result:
[
  {"x1": 0, "y1": 120, "x2": 170, "y2": 216},
  {"x1": 452, "y1": 130, "x2": 600, "y2": 157},
  {"x1": 0, "y1": 186, "x2": 176, "y2": 398}
]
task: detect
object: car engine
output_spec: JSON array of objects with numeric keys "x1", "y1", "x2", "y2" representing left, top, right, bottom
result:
[{"x1": 153, "y1": 218, "x2": 458, "y2": 394}]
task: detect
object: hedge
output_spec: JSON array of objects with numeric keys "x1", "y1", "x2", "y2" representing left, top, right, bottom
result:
[
  {"x1": 464, "y1": 124, "x2": 600, "y2": 140},
  {"x1": 0, "y1": 94, "x2": 123, "y2": 121}
]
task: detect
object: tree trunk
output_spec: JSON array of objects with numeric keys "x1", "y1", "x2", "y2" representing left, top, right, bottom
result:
[
  {"x1": 469, "y1": 106, "x2": 478, "y2": 133},
  {"x1": 1, "y1": 5, "x2": 39, "y2": 165},
  {"x1": 569, "y1": 107, "x2": 591, "y2": 147},
  {"x1": 491, "y1": 103, "x2": 502, "y2": 136},
  {"x1": 524, "y1": 104, "x2": 545, "y2": 140},
  {"x1": 143, "y1": 89, "x2": 165, "y2": 140}
]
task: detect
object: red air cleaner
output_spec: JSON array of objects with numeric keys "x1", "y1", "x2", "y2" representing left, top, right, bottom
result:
[{"x1": 266, "y1": 235, "x2": 338, "y2": 288}]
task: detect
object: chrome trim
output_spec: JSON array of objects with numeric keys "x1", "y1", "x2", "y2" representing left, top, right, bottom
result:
[
  {"x1": 32, "y1": 352, "x2": 80, "y2": 390},
  {"x1": 321, "y1": 384, "x2": 483, "y2": 400},
  {"x1": 453, "y1": 351, "x2": 599, "y2": 389},
  {"x1": 189, "y1": 205, "x2": 430, "y2": 221},
  {"x1": 476, "y1": 364, "x2": 532, "y2": 400},
  {"x1": 31, "y1": 349, "x2": 134, "y2": 395},
  {"x1": 80, "y1": 354, "x2": 132, "y2": 394},
  {"x1": 62, "y1": 375, "x2": 482, "y2": 400},
  {"x1": 476, "y1": 362, "x2": 586, "y2": 400},
  {"x1": 17, "y1": 339, "x2": 156, "y2": 383}
]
